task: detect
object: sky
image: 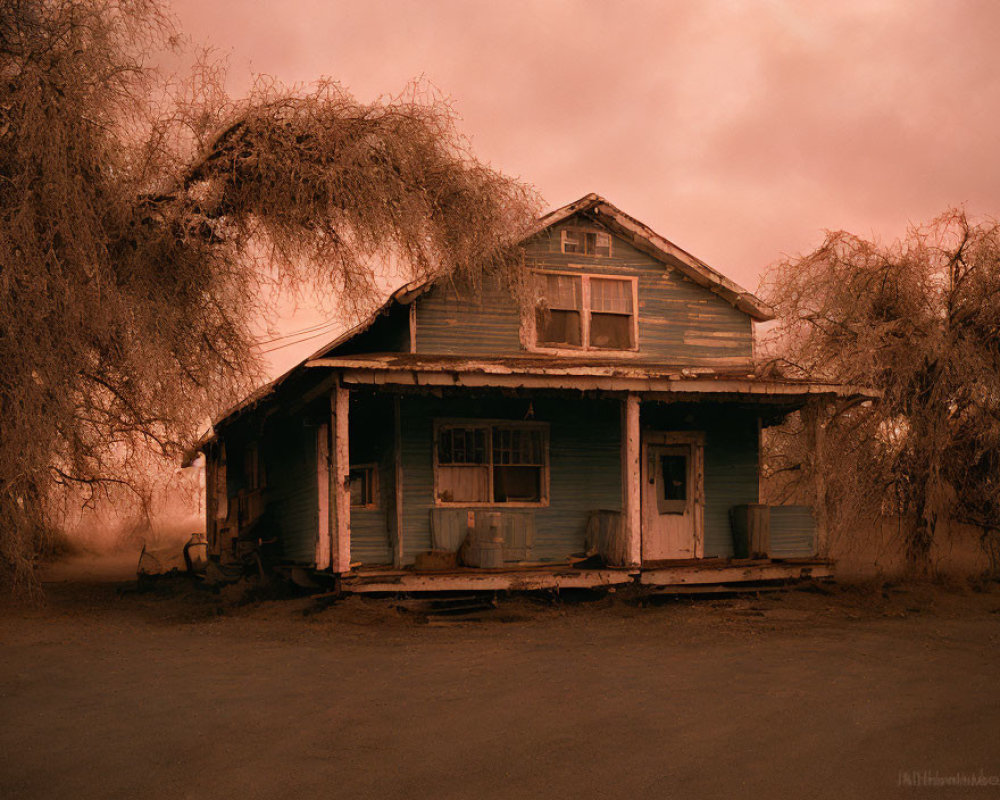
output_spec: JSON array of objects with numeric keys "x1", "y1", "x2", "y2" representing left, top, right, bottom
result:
[{"x1": 167, "y1": 0, "x2": 1000, "y2": 373}]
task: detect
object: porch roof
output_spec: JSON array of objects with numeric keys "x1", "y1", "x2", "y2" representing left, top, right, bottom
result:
[{"x1": 305, "y1": 353, "x2": 877, "y2": 400}]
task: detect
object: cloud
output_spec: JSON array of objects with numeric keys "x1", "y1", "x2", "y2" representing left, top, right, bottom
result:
[{"x1": 168, "y1": 0, "x2": 1000, "y2": 299}]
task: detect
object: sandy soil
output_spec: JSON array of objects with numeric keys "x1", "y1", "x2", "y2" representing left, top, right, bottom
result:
[{"x1": 2, "y1": 577, "x2": 1000, "y2": 800}]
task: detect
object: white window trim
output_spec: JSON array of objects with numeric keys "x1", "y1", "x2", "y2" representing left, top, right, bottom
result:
[
  {"x1": 527, "y1": 269, "x2": 640, "y2": 355},
  {"x1": 432, "y1": 419, "x2": 551, "y2": 508}
]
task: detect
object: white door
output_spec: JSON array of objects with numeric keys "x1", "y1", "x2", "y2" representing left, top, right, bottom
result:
[{"x1": 641, "y1": 433, "x2": 705, "y2": 561}]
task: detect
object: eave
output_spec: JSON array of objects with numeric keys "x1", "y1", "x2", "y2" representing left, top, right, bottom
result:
[{"x1": 304, "y1": 354, "x2": 877, "y2": 401}]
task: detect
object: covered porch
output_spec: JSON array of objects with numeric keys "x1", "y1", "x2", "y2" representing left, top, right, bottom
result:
[{"x1": 285, "y1": 354, "x2": 866, "y2": 591}]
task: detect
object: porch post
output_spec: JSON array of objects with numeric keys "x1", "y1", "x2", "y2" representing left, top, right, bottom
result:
[
  {"x1": 329, "y1": 381, "x2": 351, "y2": 573},
  {"x1": 802, "y1": 400, "x2": 829, "y2": 558},
  {"x1": 390, "y1": 395, "x2": 404, "y2": 568},
  {"x1": 315, "y1": 424, "x2": 331, "y2": 569},
  {"x1": 204, "y1": 447, "x2": 218, "y2": 556},
  {"x1": 622, "y1": 393, "x2": 642, "y2": 567}
]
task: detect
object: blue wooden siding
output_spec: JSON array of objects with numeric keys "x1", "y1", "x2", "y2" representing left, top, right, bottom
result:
[
  {"x1": 264, "y1": 420, "x2": 319, "y2": 564},
  {"x1": 397, "y1": 395, "x2": 621, "y2": 565},
  {"x1": 350, "y1": 508, "x2": 390, "y2": 564},
  {"x1": 641, "y1": 402, "x2": 760, "y2": 557},
  {"x1": 413, "y1": 216, "x2": 753, "y2": 364},
  {"x1": 253, "y1": 394, "x2": 761, "y2": 568},
  {"x1": 347, "y1": 393, "x2": 394, "y2": 565},
  {"x1": 770, "y1": 505, "x2": 817, "y2": 557},
  {"x1": 413, "y1": 278, "x2": 523, "y2": 355}
]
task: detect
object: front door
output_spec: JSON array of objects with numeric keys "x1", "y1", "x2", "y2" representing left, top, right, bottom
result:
[{"x1": 641, "y1": 432, "x2": 705, "y2": 561}]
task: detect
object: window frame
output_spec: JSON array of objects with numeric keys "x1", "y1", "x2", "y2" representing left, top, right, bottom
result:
[
  {"x1": 529, "y1": 269, "x2": 640, "y2": 354},
  {"x1": 560, "y1": 228, "x2": 613, "y2": 257},
  {"x1": 433, "y1": 419, "x2": 550, "y2": 508},
  {"x1": 348, "y1": 463, "x2": 379, "y2": 509}
]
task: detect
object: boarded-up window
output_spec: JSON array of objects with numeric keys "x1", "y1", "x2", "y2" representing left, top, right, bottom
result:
[
  {"x1": 534, "y1": 272, "x2": 637, "y2": 351},
  {"x1": 535, "y1": 273, "x2": 582, "y2": 347},
  {"x1": 435, "y1": 423, "x2": 548, "y2": 505},
  {"x1": 436, "y1": 426, "x2": 490, "y2": 503}
]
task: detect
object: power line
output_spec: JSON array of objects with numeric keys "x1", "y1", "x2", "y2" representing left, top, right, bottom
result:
[
  {"x1": 254, "y1": 317, "x2": 340, "y2": 346},
  {"x1": 258, "y1": 325, "x2": 346, "y2": 354}
]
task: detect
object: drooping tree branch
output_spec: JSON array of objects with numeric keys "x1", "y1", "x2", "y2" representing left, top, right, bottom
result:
[
  {"x1": 0, "y1": 0, "x2": 539, "y2": 596},
  {"x1": 761, "y1": 210, "x2": 1000, "y2": 571}
]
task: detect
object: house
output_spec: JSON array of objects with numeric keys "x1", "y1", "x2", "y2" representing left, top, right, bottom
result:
[{"x1": 191, "y1": 194, "x2": 871, "y2": 593}]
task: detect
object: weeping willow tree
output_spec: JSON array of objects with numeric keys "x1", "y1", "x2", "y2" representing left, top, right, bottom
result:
[
  {"x1": 761, "y1": 210, "x2": 1000, "y2": 573},
  {"x1": 0, "y1": 0, "x2": 538, "y2": 594}
]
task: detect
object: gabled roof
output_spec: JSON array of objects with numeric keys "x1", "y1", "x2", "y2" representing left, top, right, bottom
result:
[
  {"x1": 535, "y1": 194, "x2": 774, "y2": 321},
  {"x1": 312, "y1": 193, "x2": 774, "y2": 360},
  {"x1": 183, "y1": 194, "x2": 777, "y2": 460},
  {"x1": 306, "y1": 276, "x2": 431, "y2": 360}
]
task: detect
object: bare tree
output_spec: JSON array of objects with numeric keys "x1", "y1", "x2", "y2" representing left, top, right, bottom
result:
[
  {"x1": 0, "y1": 0, "x2": 538, "y2": 595},
  {"x1": 761, "y1": 210, "x2": 1000, "y2": 572}
]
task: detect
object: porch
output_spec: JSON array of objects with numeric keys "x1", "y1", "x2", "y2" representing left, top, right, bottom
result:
[
  {"x1": 204, "y1": 356, "x2": 869, "y2": 592},
  {"x1": 340, "y1": 558, "x2": 833, "y2": 594}
]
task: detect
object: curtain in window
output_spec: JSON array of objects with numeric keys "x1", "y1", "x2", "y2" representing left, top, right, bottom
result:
[
  {"x1": 542, "y1": 274, "x2": 582, "y2": 310},
  {"x1": 590, "y1": 277, "x2": 634, "y2": 349},
  {"x1": 590, "y1": 278, "x2": 633, "y2": 314}
]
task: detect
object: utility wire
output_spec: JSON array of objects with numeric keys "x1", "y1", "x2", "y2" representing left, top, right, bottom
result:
[
  {"x1": 259, "y1": 325, "x2": 347, "y2": 354},
  {"x1": 254, "y1": 317, "x2": 340, "y2": 346}
]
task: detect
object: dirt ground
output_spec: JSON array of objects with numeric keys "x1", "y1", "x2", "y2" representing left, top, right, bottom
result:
[{"x1": 2, "y1": 574, "x2": 1000, "y2": 800}]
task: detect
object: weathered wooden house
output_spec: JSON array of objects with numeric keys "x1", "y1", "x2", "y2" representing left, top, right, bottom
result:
[{"x1": 192, "y1": 194, "x2": 869, "y2": 592}]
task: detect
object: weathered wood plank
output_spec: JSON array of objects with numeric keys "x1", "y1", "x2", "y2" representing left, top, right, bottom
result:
[
  {"x1": 408, "y1": 304, "x2": 417, "y2": 354},
  {"x1": 622, "y1": 394, "x2": 641, "y2": 567},
  {"x1": 318, "y1": 362, "x2": 875, "y2": 399},
  {"x1": 329, "y1": 384, "x2": 351, "y2": 572},
  {"x1": 640, "y1": 562, "x2": 833, "y2": 586},
  {"x1": 342, "y1": 569, "x2": 637, "y2": 593},
  {"x1": 391, "y1": 395, "x2": 404, "y2": 568},
  {"x1": 315, "y1": 423, "x2": 330, "y2": 569}
]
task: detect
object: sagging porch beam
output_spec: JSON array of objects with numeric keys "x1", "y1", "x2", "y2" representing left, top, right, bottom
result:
[
  {"x1": 313, "y1": 362, "x2": 874, "y2": 401},
  {"x1": 329, "y1": 383, "x2": 351, "y2": 573},
  {"x1": 622, "y1": 394, "x2": 641, "y2": 567}
]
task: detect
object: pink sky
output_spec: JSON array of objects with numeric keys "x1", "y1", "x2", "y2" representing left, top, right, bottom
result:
[{"x1": 168, "y1": 0, "x2": 1000, "y2": 372}]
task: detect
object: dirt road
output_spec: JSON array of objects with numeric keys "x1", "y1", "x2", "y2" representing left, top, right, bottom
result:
[{"x1": 2, "y1": 580, "x2": 999, "y2": 799}]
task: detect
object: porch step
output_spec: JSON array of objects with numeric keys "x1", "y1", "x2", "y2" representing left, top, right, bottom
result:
[{"x1": 394, "y1": 594, "x2": 498, "y2": 621}]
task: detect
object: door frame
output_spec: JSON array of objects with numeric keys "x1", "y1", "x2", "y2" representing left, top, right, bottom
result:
[{"x1": 641, "y1": 430, "x2": 706, "y2": 560}]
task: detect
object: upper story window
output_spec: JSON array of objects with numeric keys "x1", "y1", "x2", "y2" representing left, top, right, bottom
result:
[
  {"x1": 561, "y1": 228, "x2": 612, "y2": 257},
  {"x1": 533, "y1": 271, "x2": 638, "y2": 352}
]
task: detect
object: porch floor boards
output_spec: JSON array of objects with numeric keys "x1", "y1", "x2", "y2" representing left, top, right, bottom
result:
[
  {"x1": 639, "y1": 560, "x2": 833, "y2": 587},
  {"x1": 338, "y1": 558, "x2": 833, "y2": 593},
  {"x1": 341, "y1": 566, "x2": 636, "y2": 593}
]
